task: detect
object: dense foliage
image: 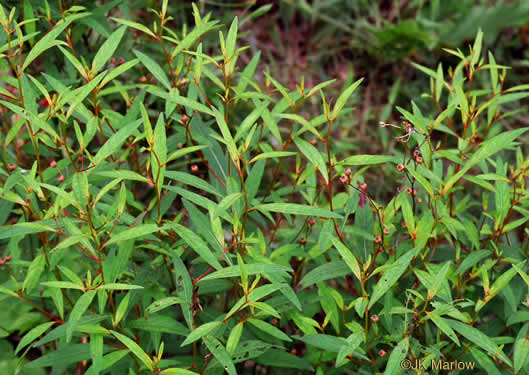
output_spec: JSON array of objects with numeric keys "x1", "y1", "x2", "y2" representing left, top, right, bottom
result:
[{"x1": 1, "y1": 1, "x2": 529, "y2": 374}]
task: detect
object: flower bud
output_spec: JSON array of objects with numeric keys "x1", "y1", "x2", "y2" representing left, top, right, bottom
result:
[
  {"x1": 370, "y1": 314, "x2": 379, "y2": 323},
  {"x1": 383, "y1": 228, "x2": 390, "y2": 235},
  {"x1": 57, "y1": 174, "x2": 65, "y2": 183},
  {"x1": 49, "y1": 160, "x2": 57, "y2": 168},
  {"x1": 397, "y1": 164, "x2": 405, "y2": 171},
  {"x1": 345, "y1": 168, "x2": 352, "y2": 176},
  {"x1": 300, "y1": 238, "x2": 307, "y2": 245},
  {"x1": 140, "y1": 76, "x2": 147, "y2": 83},
  {"x1": 375, "y1": 236, "x2": 382, "y2": 244},
  {"x1": 191, "y1": 164, "x2": 199, "y2": 173},
  {"x1": 7, "y1": 163, "x2": 16, "y2": 172}
]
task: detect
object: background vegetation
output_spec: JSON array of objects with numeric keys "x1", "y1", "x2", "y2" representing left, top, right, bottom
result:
[{"x1": 1, "y1": 0, "x2": 529, "y2": 374}]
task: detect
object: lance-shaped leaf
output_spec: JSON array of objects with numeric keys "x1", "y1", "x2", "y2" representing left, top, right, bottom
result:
[{"x1": 172, "y1": 224, "x2": 222, "y2": 270}]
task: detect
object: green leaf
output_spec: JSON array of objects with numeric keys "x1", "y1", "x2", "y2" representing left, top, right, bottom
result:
[
  {"x1": 444, "y1": 128, "x2": 529, "y2": 193},
  {"x1": 0, "y1": 221, "x2": 56, "y2": 240},
  {"x1": 282, "y1": 113, "x2": 320, "y2": 138},
  {"x1": 152, "y1": 114, "x2": 167, "y2": 193},
  {"x1": 15, "y1": 321, "x2": 55, "y2": 355},
  {"x1": 514, "y1": 325, "x2": 529, "y2": 373},
  {"x1": 447, "y1": 320, "x2": 511, "y2": 366},
  {"x1": 331, "y1": 237, "x2": 362, "y2": 282},
  {"x1": 104, "y1": 224, "x2": 161, "y2": 247},
  {"x1": 59, "y1": 46, "x2": 87, "y2": 79},
  {"x1": 85, "y1": 350, "x2": 130, "y2": 375},
  {"x1": 181, "y1": 321, "x2": 222, "y2": 346},
  {"x1": 99, "y1": 59, "x2": 139, "y2": 89},
  {"x1": 428, "y1": 262, "x2": 451, "y2": 300},
  {"x1": 299, "y1": 261, "x2": 350, "y2": 289},
  {"x1": 67, "y1": 290, "x2": 97, "y2": 342},
  {"x1": 166, "y1": 171, "x2": 221, "y2": 196},
  {"x1": 172, "y1": 253, "x2": 193, "y2": 329},
  {"x1": 247, "y1": 318, "x2": 291, "y2": 342},
  {"x1": 213, "y1": 108, "x2": 238, "y2": 162},
  {"x1": 339, "y1": 154, "x2": 399, "y2": 166},
  {"x1": 93, "y1": 119, "x2": 141, "y2": 165},
  {"x1": 249, "y1": 151, "x2": 296, "y2": 164},
  {"x1": 41, "y1": 281, "x2": 84, "y2": 290},
  {"x1": 114, "y1": 292, "x2": 130, "y2": 327},
  {"x1": 92, "y1": 26, "x2": 127, "y2": 73},
  {"x1": 134, "y1": 49, "x2": 172, "y2": 90},
  {"x1": 384, "y1": 337, "x2": 409, "y2": 375},
  {"x1": 23, "y1": 254, "x2": 46, "y2": 293},
  {"x1": 146, "y1": 297, "x2": 185, "y2": 314},
  {"x1": 294, "y1": 334, "x2": 345, "y2": 352},
  {"x1": 213, "y1": 193, "x2": 243, "y2": 220},
  {"x1": 111, "y1": 17, "x2": 156, "y2": 38},
  {"x1": 226, "y1": 322, "x2": 244, "y2": 355},
  {"x1": 456, "y1": 250, "x2": 491, "y2": 275},
  {"x1": 172, "y1": 21, "x2": 219, "y2": 58},
  {"x1": 25, "y1": 343, "x2": 92, "y2": 368},
  {"x1": 254, "y1": 203, "x2": 342, "y2": 219},
  {"x1": 167, "y1": 145, "x2": 208, "y2": 163},
  {"x1": 94, "y1": 169, "x2": 150, "y2": 183},
  {"x1": 97, "y1": 283, "x2": 144, "y2": 290},
  {"x1": 368, "y1": 248, "x2": 415, "y2": 310},
  {"x1": 471, "y1": 28, "x2": 483, "y2": 67},
  {"x1": 199, "y1": 264, "x2": 292, "y2": 282},
  {"x1": 157, "y1": 90, "x2": 214, "y2": 116},
  {"x1": 89, "y1": 334, "x2": 103, "y2": 375},
  {"x1": 128, "y1": 315, "x2": 187, "y2": 335},
  {"x1": 426, "y1": 311, "x2": 460, "y2": 346},
  {"x1": 111, "y1": 330, "x2": 153, "y2": 370},
  {"x1": 22, "y1": 13, "x2": 89, "y2": 72},
  {"x1": 332, "y1": 78, "x2": 364, "y2": 120},
  {"x1": 161, "y1": 369, "x2": 199, "y2": 375},
  {"x1": 469, "y1": 347, "x2": 502, "y2": 375},
  {"x1": 172, "y1": 223, "x2": 222, "y2": 270},
  {"x1": 203, "y1": 336, "x2": 237, "y2": 375},
  {"x1": 234, "y1": 102, "x2": 266, "y2": 142},
  {"x1": 294, "y1": 138, "x2": 328, "y2": 183},
  {"x1": 256, "y1": 348, "x2": 313, "y2": 371}
]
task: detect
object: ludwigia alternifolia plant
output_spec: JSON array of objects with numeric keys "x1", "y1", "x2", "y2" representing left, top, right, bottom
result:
[{"x1": 1, "y1": 1, "x2": 529, "y2": 374}]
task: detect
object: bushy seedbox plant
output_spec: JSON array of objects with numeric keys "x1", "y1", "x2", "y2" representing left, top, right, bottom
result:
[{"x1": 1, "y1": 1, "x2": 529, "y2": 374}]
